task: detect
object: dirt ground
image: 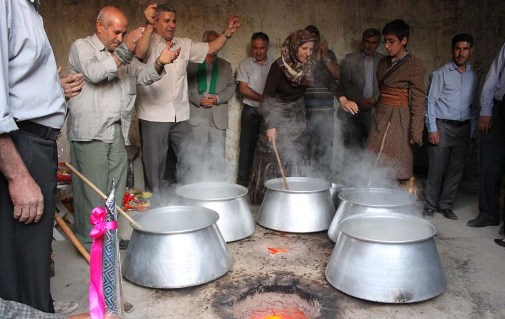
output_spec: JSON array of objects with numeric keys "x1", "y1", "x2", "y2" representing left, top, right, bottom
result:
[{"x1": 51, "y1": 192, "x2": 505, "y2": 319}]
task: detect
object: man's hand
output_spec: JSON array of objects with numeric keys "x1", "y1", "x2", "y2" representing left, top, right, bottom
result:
[
  {"x1": 223, "y1": 15, "x2": 240, "y2": 37},
  {"x1": 9, "y1": 174, "x2": 44, "y2": 224},
  {"x1": 478, "y1": 116, "x2": 492, "y2": 135},
  {"x1": 144, "y1": 3, "x2": 157, "y2": 25},
  {"x1": 266, "y1": 128, "x2": 276, "y2": 143},
  {"x1": 58, "y1": 67, "x2": 84, "y2": 100},
  {"x1": 428, "y1": 131, "x2": 440, "y2": 145},
  {"x1": 158, "y1": 43, "x2": 180, "y2": 65},
  {"x1": 124, "y1": 27, "x2": 146, "y2": 52},
  {"x1": 200, "y1": 95, "x2": 218, "y2": 108}
]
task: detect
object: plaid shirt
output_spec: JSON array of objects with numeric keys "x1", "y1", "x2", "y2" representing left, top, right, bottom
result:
[{"x1": 0, "y1": 299, "x2": 66, "y2": 319}]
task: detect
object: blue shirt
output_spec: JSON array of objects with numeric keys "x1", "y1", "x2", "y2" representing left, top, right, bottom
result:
[
  {"x1": 480, "y1": 42, "x2": 505, "y2": 116},
  {"x1": 0, "y1": 0, "x2": 66, "y2": 134},
  {"x1": 425, "y1": 61, "x2": 479, "y2": 133}
]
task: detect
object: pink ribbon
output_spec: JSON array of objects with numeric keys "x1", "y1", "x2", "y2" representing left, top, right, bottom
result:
[{"x1": 89, "y1": 207, "x2": 117, "y2": 319}]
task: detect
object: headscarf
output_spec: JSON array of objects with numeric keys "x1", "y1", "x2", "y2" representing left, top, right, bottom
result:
[{"x1": 277, "y1": 29, "x2": 320, "y2": 86}]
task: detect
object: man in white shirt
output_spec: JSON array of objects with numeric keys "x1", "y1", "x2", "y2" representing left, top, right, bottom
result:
[{"x1": 134, "y1": 4, "x2": 239, "y2": 200}]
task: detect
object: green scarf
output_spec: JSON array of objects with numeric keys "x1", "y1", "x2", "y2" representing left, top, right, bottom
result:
[{"x1": 197, "y1": 60, "x2": 219, "y2": 94}]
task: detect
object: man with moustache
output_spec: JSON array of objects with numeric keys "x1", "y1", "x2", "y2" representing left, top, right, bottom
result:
[
  {"x1": 236, "y1": 32, "x2": 272, "y2": 187},
  {"x1": 340, "y1": 28, "x2": 384, "y2": 150},
  {"x1": 67, "y1": 6, "x2": 180, "y2": 247},
  {"x1": 187, "y1": 31, "x2": 235, "y2": 181},
  {"x1": 134, "y1": 4, "x2": 239, "y2": 199},
  {"x1": 423, "y1": 34, "x2": 478, "y2": 219}
]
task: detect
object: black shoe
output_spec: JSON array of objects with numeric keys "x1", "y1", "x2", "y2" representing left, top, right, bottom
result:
[
  {"x1": 423, "y1": 208, "x2": 436, "y2": 218},
  {"x1": 494, "y1": 238, "x2": 505, "y2": 248},
  {"x1": 440, "y1": 209, "x2": 458, "y2": 220},
  {"x1": 466, "y1": 217, "x2": 500, "y2": 227},
  {"x1": 119, "y1": 239, "x2": 129, "y2": 250}
]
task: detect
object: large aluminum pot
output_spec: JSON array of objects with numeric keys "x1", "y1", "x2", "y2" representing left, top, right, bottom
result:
[
  {"x1": 325, "y1": 213, "x2": 446, "y2": 303},
  {"x1": 257, "y1": 177, "x2": 335, "y2": 233},
  {"x1": 123, "y1": 206, "x2": 232, "y2": 289},
  {"x1": 176, "y1": 182, "x2": 255, "y2": 242},
  {"x1": 328, "y1": 188, "x2": 415, "y2": 242}
]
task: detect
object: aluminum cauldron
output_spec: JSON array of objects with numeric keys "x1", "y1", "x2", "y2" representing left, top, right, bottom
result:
[
  {"x1": 325, "y1": 213, "x2": 446, "y2": 303},
  {"x1": 328, "y1": 188, "x2": 415, "y2": 242},
  {"x1": 122, "y1": 206, "x2": 232, "y2": 289},
  {"x1": 176, "y1": 182, "x2": 255, "y2": 242},
  {"x1": 257, "y1": 177, "x2": 335, "y2": 232}
]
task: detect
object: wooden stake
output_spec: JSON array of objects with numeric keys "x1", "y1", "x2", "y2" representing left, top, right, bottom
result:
[
  {"x1": 54, "y1": 213, "x2": 90, "y2": 263},
  {"x1": 271, "y1": 140, "x2": 289, "y2": 190},
  {"x1": 64, "y1": 162, "x2": 144, "y2": 230}
]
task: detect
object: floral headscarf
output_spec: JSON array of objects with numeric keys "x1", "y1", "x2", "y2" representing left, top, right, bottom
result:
[{"x1": 277, "y1": 29, "x2": 320, "y2": 86}]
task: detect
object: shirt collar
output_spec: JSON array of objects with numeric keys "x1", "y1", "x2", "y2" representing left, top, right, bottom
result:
[
  {"x1": 91, "y1": 34, "x2": 108, "y2": 52},
  {"x1": 253, "y1": 56, "x2": 269, "y2": 66},
  {"x1": 449, "y1": 60, "x2": 472, "y2": 72}
]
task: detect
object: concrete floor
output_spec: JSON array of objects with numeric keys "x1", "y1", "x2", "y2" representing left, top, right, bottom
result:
[{"x1": 51, "y1": 190, "x2": 505, "y2": 319}]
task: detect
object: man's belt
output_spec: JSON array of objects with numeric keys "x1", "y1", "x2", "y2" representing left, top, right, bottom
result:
[
  {"x1": 436, "y1": 118, "x2": 470, "y2": 126},
  {"x1": 16, "y1": 120, "x2": 60, "y2": 141}
]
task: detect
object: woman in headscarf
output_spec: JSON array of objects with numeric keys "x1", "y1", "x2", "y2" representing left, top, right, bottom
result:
[{"x1": 248, "y1": 29, "x2": 358, "y2": 204}]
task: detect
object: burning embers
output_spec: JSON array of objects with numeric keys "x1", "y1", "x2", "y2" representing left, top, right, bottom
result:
[{"x1": 212, "y1": 272, "x2": 340, "y2": 319}]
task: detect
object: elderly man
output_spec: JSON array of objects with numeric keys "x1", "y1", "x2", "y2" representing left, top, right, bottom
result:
[
  {"x1": 67, "y1": 6, "x2": 180, "y2": 247},
  {"x1": 340, "y1": 28, "x2": 384, "y2": 150},
  {"x1": 0, "y1": 0, "x2": 67, "y2": 312},
  {"x1": 187, "y1": 31, "x2": 235, "y2": 181},
  {"x1": 135, "y1": 4, "x2": 239, "y2": 199},
  {"x1": 236, "y1": 32, "x2": 272, "y2": 187},
  {"x1": 423, "y1": 34, "x2": 478, "y2": 220}
]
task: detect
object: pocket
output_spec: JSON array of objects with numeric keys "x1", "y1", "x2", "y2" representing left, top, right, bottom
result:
[{"x1": 174, "y1": 59, "x2": 188, "y2": 76}]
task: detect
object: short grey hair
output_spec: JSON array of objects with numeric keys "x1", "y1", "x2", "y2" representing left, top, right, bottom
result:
[
  {"x1": 156, "y1": 3, "x2": 176, "y2": 14},
  {"x1": 202, "y1": 30, "x2": 219, "y2": 42}
]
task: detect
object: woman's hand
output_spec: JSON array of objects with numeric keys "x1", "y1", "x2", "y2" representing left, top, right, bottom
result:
[
  {"x1": 339, "y1": 96, "x2": 359, "y2": 115},
  {"x1": 266, "y1": 128, "x2": 277, "y2": 144}
]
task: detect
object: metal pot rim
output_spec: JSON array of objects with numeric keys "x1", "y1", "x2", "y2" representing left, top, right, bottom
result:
[
  {"x1": 176, "y1": 182, "x2": 248, "y2": 201},
  {"x1": 338, "y1": 188, "x2": 415, "y2": 207},
  {"x1": 264, "y1": 177, "x2": 331, "y2": 193},
  {"x1": 338, "y1": 213, "x2": 437, "y2": 244},
  {"x1": 131, "y1": 206, "x2": 219, "y2": 235}
]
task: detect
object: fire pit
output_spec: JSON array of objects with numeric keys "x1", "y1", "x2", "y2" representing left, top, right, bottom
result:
[{"x1": 212, "y1": 272, "x2": 341, "y2": 319}]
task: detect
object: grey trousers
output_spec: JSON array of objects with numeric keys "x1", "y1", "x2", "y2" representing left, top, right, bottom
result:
[
  {"x1": 424, "y1": 121, "x2": 470, "y2": 211},
  {"x1": 139, "y1": 119, "x2": 191, "y2": 193},
  {"x1": 190, "y1": 118, "x2": 226, "y2": 182},
  {"x1": 70, "y1": 124, "x2": 127, "y2": 244}
]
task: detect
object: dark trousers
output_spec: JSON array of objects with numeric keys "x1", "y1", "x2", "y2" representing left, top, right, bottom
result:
[
  {"x1": 237, "y1": 105, "x2": 262, "y2": 186},
  {"x1": 139, "y1": 119, "x2": 191, "y2": 195},
  {"x1": 0, "y1": 130, "x2": 57, "y2": 313},
  {"x1": 478, "y1": 101, "x2": 505, "y2": 223},
  {"x1": 424, "y1": 121, "x2": 470, "y2": 211}
]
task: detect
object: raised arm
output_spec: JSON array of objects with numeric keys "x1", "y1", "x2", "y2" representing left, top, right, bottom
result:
[{"x1": 207, "y1": 15, "x2": 240, "y2": 55}]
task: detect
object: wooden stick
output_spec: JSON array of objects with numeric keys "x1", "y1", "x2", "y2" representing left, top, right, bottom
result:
[
  {"x1": 55, "y1": 213, "x2": 90, "y2": 263},
  {"x1": 271, "y1": 140, "x2": 289, "y2": 190},
  {"x1": 64, "y1": 162, "x2": 144, "y2": 230}
]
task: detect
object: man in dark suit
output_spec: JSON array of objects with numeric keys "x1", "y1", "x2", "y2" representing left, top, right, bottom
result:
[
  {"x1": 340, "y1": 28, "x2": 384, "y2": 150},
  {"x1": 187, "y1": 30, "x2": 235, "y2": 181}
]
